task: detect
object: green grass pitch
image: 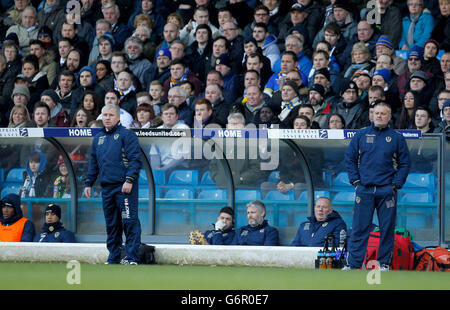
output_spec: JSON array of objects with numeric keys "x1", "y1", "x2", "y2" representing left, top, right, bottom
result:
[{"x1": 1, "y1": 262, "x2": 449, "y2": 290}]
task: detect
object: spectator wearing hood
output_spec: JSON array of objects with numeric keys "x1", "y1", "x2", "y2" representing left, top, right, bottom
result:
[
  {"x1": 0, "y1": 193, "x2": 35, "y2": 242},
  {"x1": 69, "y1": 66, "x2": 106, "y2": 121},
  {"x1": 33, "y1": 204, "x2": 75, "y2": 243},
  {"x1": 252, "y1": 22, "x2": 280, "y2": 71},
  {"x1": 19, "y1": 150, "x2": 52, "y2": 198}
]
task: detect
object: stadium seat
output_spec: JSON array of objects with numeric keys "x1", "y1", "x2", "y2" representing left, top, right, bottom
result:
[
  {"x1": 152, "y1": 169, "x2": 166, "y2": 185},
  {"x1": 168, "y1": 170, "x2": 199, "y2": 186},
  {"x1": 235, "y1": 189, "x2": 262, "y2": 201},
  {"x1": 395, "y1": 50, "x2": 409, "y2": 60},
  {"x1": 5, "y1": 168, "x2": 25, "y2": 183},
  {"x1": 332, "y1": 191, "x2": 355, "y2": 203},
  {"x1": 402, "y1": 173, "x2": 436, "y2": 192},
  {"x1": 297, "y1": 190, "x2": 331, "y2": 202},
  {"x1": 332, "y1": 172, "x2": 352, "y2": 189},
  {"x1": 165, "y1": 189, "x2": 194, "y2": 199},
  {"x1": 200, "y1": 171, "x2": 216, "y2": 185},
  {"x1": 197, "y1": 189, "x2": 227, "y2": 200},
  {"x1": 1, "y1": 184, "x2": 21, "y2": 198},
  {"x1": 265, "y1": 190, "x2": 294, "y2": 200},
  {"x1": 267, "y1": 171, "x2": 280, "y2": 183},
  {"x1": 139, "y1": 169, "x2": 148, "y2": 184},
  {"x1": 399, "y1": 192, "x2": 433, "y2": 203}
]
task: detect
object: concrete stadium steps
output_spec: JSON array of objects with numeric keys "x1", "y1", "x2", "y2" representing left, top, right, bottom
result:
[{"x1": 0, "y1": 243, "x2": 321, "y2": 269}]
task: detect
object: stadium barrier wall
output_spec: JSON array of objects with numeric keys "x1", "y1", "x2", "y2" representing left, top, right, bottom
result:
[{"x1": 0, "y1": 243, "x2": 321, "y2": 268}]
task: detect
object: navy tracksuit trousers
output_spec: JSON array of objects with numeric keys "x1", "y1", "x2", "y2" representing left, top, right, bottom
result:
[
  {"x1": 347, "y1": 184, "x2": 397, "y2": 269},
  {"x1": 102, "y1": 183, "x2": 141, "y2": 263}
]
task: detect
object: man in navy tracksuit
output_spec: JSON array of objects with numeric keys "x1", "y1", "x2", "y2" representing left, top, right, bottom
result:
[
  {"x1": 232, "y1": 200, "x2": 279, "y2": 246},
  {"x1": 204, "y1": 206, "x2": 236, "y2": 245},
  {"x1": 34, "y1": 204, "x2": 75, "y2": 243},
  {"x1": 291, "y1": 197, "x2": 347, "y2": 247},
  {"x1": 84, "y1": 104, "x2": 142, "y2": 264},
  {"x1": 344, "y1": 100, "x2": 410, "y2": 271}
]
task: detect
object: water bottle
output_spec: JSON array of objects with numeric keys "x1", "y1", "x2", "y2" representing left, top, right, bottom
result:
[{"x1": 339, "y1": 229, "x2": 347, "y2": 248}]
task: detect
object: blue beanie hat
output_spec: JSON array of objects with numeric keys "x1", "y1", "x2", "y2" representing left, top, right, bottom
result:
[
  {"x1": 373, "y1": 68, "x2": 391, "y2": 83},
  {"x1": 99, "y1": 31, "x2": 115, "y2": 48},
  {"x1": 78, "y1": 66, "x2": 96, "y2": 84},
  {"x1": 408, "y1": 45, "x2": 424, "y2": 62},
  {"x1": 156, "y1": 48, "x2": 172, "y2": 60},
  {"x1": 376, "y1": 35, "x2": 393, "y2": 50}
]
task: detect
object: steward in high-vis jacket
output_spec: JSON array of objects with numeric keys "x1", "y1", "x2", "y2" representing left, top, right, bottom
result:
[
  {"x1": 0, "y1": 193, "x2": 35, "y2": 242},
  {"x1": 33, "y1": 204, "x2": 75, "y2": 243},
  {"x1": 291, "y1": 199, "x2": 347, "y2": 247},
  {"x1": 344, "y1": 100, "x2": 410, "y2": 270},
  {"x1": 231, "y1": 200, "x2": 279, "y2": 246},
  {"x1": 84, "y1": 104, "x2": 142, "y2": 265}
]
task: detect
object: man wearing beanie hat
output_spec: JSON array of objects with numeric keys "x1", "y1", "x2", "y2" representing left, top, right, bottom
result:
[
  {"x1": 11, "y1": 84, "x2": 31, "y2": 104},
  {"x1": 0, "y1": 193, "x2": 35, "y2": 242},
  {"x1": 375, "y1": 35, "x2": 408, "y2": 76},
  {"x1": 33, "y1": 204, "x2": 75, "y2": 243},
  {"x1": 434, "y1": 100, "x2": 450, "y2": 133},
  {"x1": 372, "y1": 67, "x2": 402, "y2": 113},
  {"x1": 197, "y1": 206, "x2": 236, "y2": 245},
  {"x1": 375, "y1": 0, "x2": 402, "y2": 49},
  {"x1": 308, "y1": 83, "x2": 333, "y2": 129},
  {"x1": 423, "y1": 39, "x2": 442, "y2": 77},
  {"x1": 331, "y1": 80, "x2": 369, "y2": 129},
  {"x1": 40, "y1": 89, "x2": 70, "y2": 127},
  {"x1": 143, "y1": 48, "x2": 172, "y2": 87},
  {"x1": 215, "y1": 53, "x2": 237, "y2": 102}
]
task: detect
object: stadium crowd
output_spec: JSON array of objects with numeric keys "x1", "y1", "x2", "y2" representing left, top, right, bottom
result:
[{"x1": 0, "y1": 0, "x2": 448, "y2": 133}]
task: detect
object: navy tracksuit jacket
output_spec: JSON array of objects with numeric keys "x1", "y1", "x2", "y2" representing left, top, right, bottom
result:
[
  {"x1": 291, "y1": 211, "x2": 347, "y2": 247},
  {"x1": 85, "y1": 122, "x2": 142, "y2": 263},
  {"x1": 204, "y1": 225, "x2": 236, "y2": 245},
  {"x1": 345, "y1": 123, "x2": 410, "y2": 268},
  {"x1": 231, "y1": 220, "x2": 279, "y2": 246}
]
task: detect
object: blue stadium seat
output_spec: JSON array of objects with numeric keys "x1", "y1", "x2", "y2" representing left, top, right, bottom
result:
[
  {"x1": 197, "y1": 189, "x2": 227, "y2": 200},
  {"x1": 265, "y1": 190, "x2": 294, "y2": 200},
  {"x1": 139, "y1": 169, "x2": 148, "y2": 184},
  {"x1": 200, "y1": 171, "x2": 216, "y2": 185},
  {"x1": 333, "y1": 172, "x2": 352, "y2": 188},
  {"x1": 139, "y1": 186, "x2": 149, "y2": 197},
  {"x1": 168, "y1": 170, "x2": 199, "y2": 186},
  {"x1": 402, "y1": 173, "x2": 436, "y2": 192},
  {"x1": 297, "y1": 190, "x2": 331, "y2": 202},
  {"x1": 165, "y1": 188, "x2": 194, "y2": 199},
  {"x1": 5, "y1": 168, "x2": 25, "y2": 183},
  {"x1": 332, "y1": 191, "x2": 355, "y2": 203},
  {"x1": 235, "y1": 189, "x2": 262, "y2": 201},
  {"x1": 152, "y1": 169, "x2": 166, "y2": 185},
  {"x1": 267, "y1": 171, "x2": 280, "y2": 183},
  {"x1": 395, "y1": 50, "x2": 409, "y2": 60},
  {"x1": 1, "y1": 184, "x2": 21, "y2": 197},
  {"x1": 399, "y1": 192, "x2": 433, "y2": 203}
]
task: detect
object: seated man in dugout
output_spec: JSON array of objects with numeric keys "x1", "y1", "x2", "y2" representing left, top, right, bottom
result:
[
  {"x1": 291, "y1": 197, "x2": 347, "y2": 247},
  {"x1": 0, "y1": 193, "x2": 35, "y2": 242},
  {"x1": 33, "y1": 204, "x2": 75, "y2": 243},
  {"x1": 189, "y1": 206, "x2": 236, "y2": 245}
]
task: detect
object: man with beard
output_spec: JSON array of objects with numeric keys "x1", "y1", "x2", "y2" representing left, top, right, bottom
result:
[
  {"x1": 125, "y1": 37, "x2": 152, "y2": 88},
  {"x1": 308, "y1": 83, "x2": 330, "y2": 129},
  {"x1": 331, "y1": 80, "x2": 368, "y2": 129},
  {"x1": 231, "y1": 200, "x2": 279, "y2": 246}
]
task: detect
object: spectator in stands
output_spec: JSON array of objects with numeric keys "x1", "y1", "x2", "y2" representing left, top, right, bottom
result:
[
  {"x1": 313, "y1": 67, "x2": 337, "y2": 100},
  {"x1": 5, "y1": 5, "x2": 39, "y2": 54},
  {"x1": 431, "y1": 89, "x2": 450, "y2": 125},
  {"x1": 343, "y1": 42, "x2": 374, "y2": 80},
  {"x1": 70, "y1": 66, "x2": 106, "y2": 120},
  {"x1": 313, "y1": 0, "x2": 357, "y2": 48},
  {"x1": 157, "y1": 103, "x2": 190, "y2": 129},
  {"x1": 8, "y1": 103, "x2": 31, "y2": 128},
  {"x1": 373, "y1": 0, "x2": 402, "y2": 49},
  {"x1": 231, "y1": 200, "x2": 279, "y2": 246},
  {"x1": 158, "y1": 22, "x2": 180, "y2": 51},
  {"x1": 222, "y1": 21, "x2": 244, "y2": 75},
  {"x1": 88, "y1": 19, "x2": 112, "y2": 65},
  {"x1": 0, "y1": 193, "x2": 35, "y2": 242},
  {"x1": 242, "y1": 50, "x2": 272, "y2": 91},
  {"x1": 95, "y1": 60, "x2": 114, "y2": 92},
  {"x1": 399, "y1": 0, "x2": 434, "y2": 51},
  {"x1": 1, "y1": 0, "x2": 30, "y2": 28},
  {"x1": 115, "y1": 70, "x2": 138, "y2": 118},
  {"x1": 194, "y1": 97, "x2": 224, "y2": 128},
  {"x1": 273, "y1": 34, "x2": 312, "y2": 81},
  {"x1": 71, "y1": 107, "x2": 93, "y2": 127},
  {"x1": 203, "y1": 206, "x2": 235, "y2": 245},
  {"x1": 133, "y1": 25, "x2": 157, "y2": 62},
  {"x1": 320, "y1": 22, "x2": 347, "y2": 72},
  {"x1": 252, "y1": 22, "x2": 280, "y2": 70},
  {"x1": 53, "y1": 156, "x2": 70, "y2": 198},
  {"x1": 331, "y1": 80, "x2": 368, "y2": 129},
  {"x1": 243, "y1": 85, "x2": 265, "y2": 124},
  {"x1": 414, "y1": 106, "x2": 435, "y2": 134},
  {"x1": 34, "y1": 204, "x2": 75, "y2": 243},
  {"x1": 405, "y1": 69, "x2": 435, "y2": 105},
  {"x1": 395, "y1": 90, "x2": 421, "y2": 129},
  {"x1": 65, "y1": 49, "x2": 84, "y2": 77},
  {"x1": 57, "y1": 20, "x2": 90, "y2": 62},
  {"x1": 180, "y1": 5, "x2": 219, "y2": 46},
  {"x1": 80, "y1": 90, "x2": 102, "y2": 121},
  {"x1": 242, "y1": 4, "x2": 279, "y2": 40},
  {"x1": 277, "y1": 3, "x2": 309, "y2": 51},
  {"x1": 308, "y1": 49, "x2": 340, "y2": 95},
  {"x1": 327, "y1": 113, "x2": 346, "y2": 129},
  {"x1": 204, "y1": 83, "x2": 229, "y2": 126},
  {"x1": 130, "y1": 103, "x2": 157, "y2": 128},
  {"x1": 149, "y1": 80, "x2": 166, "y2": 115},
  {"x1": 102, "y1": 2, "x2": 133, "y2": 50},
  {"x1": 1, "y1": 39, "x2": 22, "y2": 114},
  {"x1": 20, "y1": 150, "x2": 52, "y2": 198},
  {"x1": 372, "y1": 68, "x2": 401, "y2": 114},
  {"x1": 397, "y1": 46, "x2": 433, "y2": 97},
  {"x1": 29, "y1": 39, "x2": 57, "y2": 86},
  {"x1": 434, "y1": 99, "x2": 450, "y2": 133},
  {"x1": 163, "y1": 58, "x2": 202, "y2": 100},
  {"x1": 144, "y1": 48, "x2": 172, "y2": 89},
  {"x1": 291, "y1": 197, "x2": 347, "y2": 247},
  {"x1": 166, "y1": 86, "x2": 193, "y2": 127},
  {"x1": 292, "y1": 115, "x2": 311, "y2": 129},
  {"x1": 8, "y1": 84, "x2": 31, "y2": 118},
  {"x1": 125, "y1": 36, "x2": 152, "y2": 88},
  {"x1": 277, "y1": 80, "x2": 302, "y2": 125},
  {"x1": 375, "y1": 35, "x2": 408, "y2": 76},
  {"x1": 264, "y1": 51, "x2": 298, "y2": 98},
  {"x1": 97, "y1": 90, "x2": 133, "y2": 128},
  {"x1": 184, "y1": 23, "x2": 214, "y2": 82},
  {"x1": 94, "y1": 32, "x2": 115, "y2": 65},
  {"x1": 204, "y1": 36, "x2": 229, "y2": 80},
  {"x1": 128, "y1": 0, "x2": 165, "y2": 39},
  {"x1": 254, "y1": 104, "x2": 280, "y2": 128},
  {"x1": 55, "y1": 38, "x2": 73, "y2": 77},
  {"x1": 30, "y1": 101, "x2": 54, "y2": 128},
  {"x1": 431, "y1": 0, "x2": 450, "y2": 51},
  {"x1": 308, "y1": 83, "x2": 331, "y2": 129},
  {"x1": 40, "y1": 89, "x2": 70, "y2": 127},
  {"x1": 214, "y1": 54, "x2": 237, "y2": 103},
  {"x1": 422, "y1": 39, "x2": 442, "y2": 78}
]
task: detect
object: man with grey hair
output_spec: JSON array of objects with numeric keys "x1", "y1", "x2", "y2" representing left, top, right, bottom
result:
[
  {"x1": 102, "y1": 2, "x2": 132, "y2": 50},
  {"x1": 231, "y1": 200, "x2": 279, "y2": 246},
  {"x1": 125, "y1": 36, "x2": 152, "y2": 87},
  {"x1": 84, "y1": 103, "x2": 142, "y2": 265},
  {"x1": 133, "y1": 26, "x2": 156, "y2": 61},
  {"x1": 167, "y1": 86, "x2": 194, "y2": 127},
  {"x1": 5, "y1": 5, "x2": 39, "y2": 54},
  {"x1": 205, "y1": 83, "x2": 230, "y2": 126},
  {"x1": 272, "y1": 34, "x2": 312, "y2": 79}
]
